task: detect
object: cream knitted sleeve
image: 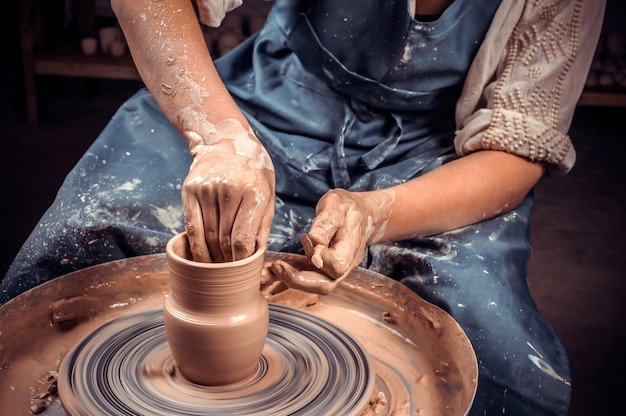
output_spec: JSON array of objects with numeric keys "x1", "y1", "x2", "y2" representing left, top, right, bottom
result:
[
  {"x1": 454, "y1": 0, "x2": 605, "y2": 174},
  {"x1": 195, "y1": 0, "x2": 243, "y2": 27}
]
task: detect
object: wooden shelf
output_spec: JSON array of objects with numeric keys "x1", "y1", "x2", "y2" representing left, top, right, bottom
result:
[
  {"x1": 578, "y1": 90, "x2": 626, "y2": 107},
  {"x1": 20, "y1": 0, "x2": 141, "y2": 124},
  {"x1": 34, "y1": 46, "x2": 139, "y2": 81}
]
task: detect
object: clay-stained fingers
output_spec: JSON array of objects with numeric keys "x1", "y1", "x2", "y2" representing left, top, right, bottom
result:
[
  {"x1": 194, "y1": 181, "x2": 224, "y2": 263},
  {"x1": 307, "y1": 205, "x2": 342, "y2": 248},
  {"x1": 257, "y1": 194, "x2": 275, "y2": 251},
  {"x1": 184, "y1": 169, "x2": 274, "y2": 263},
  {"x1": 325, "y1": 241, "x2": 363, "y2": 278},
  {"x1": 303, "y1": 197, "x2": 345, "y2": 270},
  {"x1": 182, "y1": 191, "x2": 211, "y2": 262},
  {"x1": 230, "y1": 180, "x2": 274, "y2": 261},
  {"x1": 301, "y1": 237, "x2": 363, "y2": 280},
  {"x1": 214, "y1": 182, "x2": 240, "y2": 262},
  {"x1": 303, "y1": 205, "x2": 366, "y2": 279},
  {"x1": 267, "y1": 260, "x2": 346, "y2": 295},
  {"x1": 256, "y1": 171, "x2": 276, "y2": 252}
]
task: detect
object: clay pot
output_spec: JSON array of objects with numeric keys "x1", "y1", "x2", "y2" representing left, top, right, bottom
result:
[
  {"x1": 109, "y1": 40, "x2": 126, "y2": 58},
  {"x1": 98, "y1": 26, "x2": 121, "y2": 54},
  {"x1": 163, "y1": 232, "x2": 268, "y2": 385},
  {"x1": 80, "y1": 37, "x2": 97, "y2": 55}
]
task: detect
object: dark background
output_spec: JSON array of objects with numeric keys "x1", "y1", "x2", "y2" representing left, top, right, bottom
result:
[{"x1": 2, "y1": 1, "x2": 624, "y2": 415}]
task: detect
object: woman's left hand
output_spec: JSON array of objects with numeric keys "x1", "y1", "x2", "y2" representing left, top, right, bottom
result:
[{"x1": 300, "y1": 188, "x2": 395, "y2": 280}]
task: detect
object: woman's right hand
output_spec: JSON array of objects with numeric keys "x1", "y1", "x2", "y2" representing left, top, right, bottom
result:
[
  {"x1": 112, "y1": 0, "x2": 275, "y2": 263},
  {"x1": 182, "y1": 120, "x2": 275, "y2": 263}
]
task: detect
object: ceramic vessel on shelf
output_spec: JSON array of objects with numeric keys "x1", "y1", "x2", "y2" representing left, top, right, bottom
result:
[{"x1": 80, "y1": 37, "x2": 97, "y2": 55}]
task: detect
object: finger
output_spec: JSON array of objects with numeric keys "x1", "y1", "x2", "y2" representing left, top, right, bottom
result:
[
  {"x1": 307, "y1": 207, "x2": 342, "y2": 246},
  {"x1": 322, "y1": 266, "x2": 352, "y2": 291},
  {"x1": 199, "y1": 183, "x2": 224, "y2": 263},
  {"x1": 231, "y1": 181, "x2": 273, "y2": 260},
  {"x1": 256, "y1": 180, "x2": 275, "y2": 252},
  {"x1": 304, "y1": 199, "x2": 347, "y2": 269},
  {"x1": 257, "y1": 206, "x2": 274, "y2": 252},
  {"x1": 301, "y1": 233, "x2": 315, "y2": 259},
  {"x1": 318, "y1": 242, "x2": 362, "y2": 279},
  {"x1": 299, "y1": 233, "x2": 323, "y2": 269},
  {"x1": 261, "y1": 261, "x2": 278, "y2": 285},
  {"x1": 318, "y1": 210, "x2": 365, "y2": 278},
  {"x1": 231, "y1": 195, "x2": 258, "y2": 261},
  {"x1": 268, "y1": 260, "x2": 338, "y2": 295},
  {"x1": 182, "y1": 191, "x2": 211, "y2": 262},
  {"x1": 215, "y1": 181, "x2": 241, "y2": 262}
]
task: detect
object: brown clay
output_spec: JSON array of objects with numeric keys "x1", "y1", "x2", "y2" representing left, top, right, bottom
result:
[
  {"x1": 0, "y1": 253, "x2": 478, "y2": 415},
  {"x1": 163, "y1": 232, "x2": 269, "y2": 385}
]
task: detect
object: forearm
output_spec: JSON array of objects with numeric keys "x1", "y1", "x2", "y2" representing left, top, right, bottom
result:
[
  {"x1": 377, "y1": 150, "x2": 545, "y2": 241},
  {"x1": 112, "y1": 0, "x2": 275, "y2": 261},
  {"x1": 111, "y1": 0, "x2": 248, "y2": 148}
]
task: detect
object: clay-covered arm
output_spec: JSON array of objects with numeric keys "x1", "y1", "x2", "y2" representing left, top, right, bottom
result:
[
  {"x1": 111, "y1": 0, "x2": 275, "y2": 262},
  {"x1": 302, "y1": 0, "x2": 604, "y2": 280},
  {"x1": 383, "y1": 150, "x2": 544, "y2": 239},
  {"x1": 111, "y1": 0, "x2": 245, "y2": 134},
  {"x1": 302, "y1": 151, "x2": 543, "y2": 279}
]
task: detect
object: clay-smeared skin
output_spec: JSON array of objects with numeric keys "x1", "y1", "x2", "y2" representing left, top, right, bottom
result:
[
  {"x1": 260, "y1": 188, "x2": 396, "y2": 295},
  {"x1": 266, "y1": 260, "x2": 344, "y2": 296},
  {"x1": 113, "y1": 0, "x2": 275, "y2": 264},
  {"x1": 164, "y1": 232, "x2": 269, "y2": 385},
  {"x1": 183, "y1": 119, "x2": 275, "y2": 264}
]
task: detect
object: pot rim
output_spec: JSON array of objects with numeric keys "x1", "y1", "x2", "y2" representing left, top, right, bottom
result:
[{"x1": 166, "y1": 232, "x2": 265, "y2": 268}]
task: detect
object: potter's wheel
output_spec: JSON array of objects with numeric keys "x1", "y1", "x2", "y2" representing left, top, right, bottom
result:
[
  {"x1": 0, "y1": 253, "x2": 478, "y2": 415},
  {"x1": 58, "y1": 305, "x2": 374, "y2": 415}
]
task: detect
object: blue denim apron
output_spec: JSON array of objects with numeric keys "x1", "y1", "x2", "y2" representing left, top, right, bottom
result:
[{"x1": 2, "y1": 0, "x2": 571, "y2": 414}]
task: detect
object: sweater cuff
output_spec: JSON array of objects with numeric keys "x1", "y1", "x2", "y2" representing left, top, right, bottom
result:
[{"x1": 455, "y1": 108, "x2": 575, "y2": 174}]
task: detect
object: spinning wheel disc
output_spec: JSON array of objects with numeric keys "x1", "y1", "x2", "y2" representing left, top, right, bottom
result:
[{"x1": 58, "y1": 304, "x2": 375, "y2": 415}]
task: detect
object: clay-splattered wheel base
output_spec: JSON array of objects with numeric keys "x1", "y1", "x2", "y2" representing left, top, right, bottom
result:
[{"x1": 58, "y1": 304, "x2": 374, "y2": 415}]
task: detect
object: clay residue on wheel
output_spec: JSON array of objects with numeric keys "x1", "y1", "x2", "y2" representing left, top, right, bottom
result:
[
  {"x1": 49, "y1": 296, "x2": 102, "y2": 331},
  {"x1": 0, "y1": 253, "x2": 477, "y2": 416}
]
